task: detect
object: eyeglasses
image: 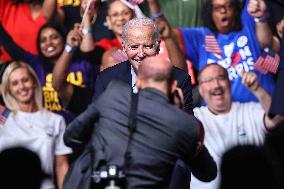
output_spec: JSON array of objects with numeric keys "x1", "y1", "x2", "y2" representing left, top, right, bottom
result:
[
  {"x1": 212, "y1": 3, "x2": 234, "y2": 12},
  {"x1": 199, "y1": 75, "x2": 227, "y2": 84}
]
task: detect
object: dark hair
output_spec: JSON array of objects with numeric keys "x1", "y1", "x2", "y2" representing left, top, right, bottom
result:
[
  {"x1": 263, "y1": 121, "x2": 284, "y2": 189},
  {"x1": 202, "y1": 0, "x2": 243, "y2": 34},
  {"x1": 107, "y1": 0, "x2": 121, "y2": 12},
  {"x1": 12, "y1": 0, "x2": 43, "y2": 4},
  {"x1": 107, "y1": 0, "x2": 134, "y2": 15},
  {"x1": 36, "y1": 21, "x2": 67, "y2": 59},
  {"x1": 220, "y1": 145, "x2": 277, "y2": 189},
  {"x1": 0, "y1": 147, "x2": 48, "y2": 189}
]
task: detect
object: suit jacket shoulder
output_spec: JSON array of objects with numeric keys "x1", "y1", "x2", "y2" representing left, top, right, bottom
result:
[
  {"x1": 93, "y1": 62, "x2": 193, "y2": 114},
  {"x1": 99, "y1": 80, "x2": 131, "y2": 103},
  {"x1": 93, "y1": 61, "x2": 132, "y2": 100}
]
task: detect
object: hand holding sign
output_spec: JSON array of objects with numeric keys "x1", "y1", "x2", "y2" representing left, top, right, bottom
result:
[
  {"x1": 80, "y1": 0, "x2": 101, "y2": 25},
  {"x1": 124, "y1": 0, "x2": 144, "y2": 6}
]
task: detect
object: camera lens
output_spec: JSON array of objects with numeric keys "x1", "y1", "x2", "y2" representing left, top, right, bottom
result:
[{"x1": 108, "y1": 165, "x2": 119, "y2": 178}]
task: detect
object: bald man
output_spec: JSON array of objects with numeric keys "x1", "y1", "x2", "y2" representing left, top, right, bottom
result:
[{"x1": 64, "y1": 56, "x2": 216, "y2": 189}]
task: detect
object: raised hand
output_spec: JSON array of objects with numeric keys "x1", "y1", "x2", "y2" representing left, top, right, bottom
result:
[
  {"x1": 80, "y1": 0, "x2": 101, "y2": 24},
  {"x1": 156, "y1": 18, "x2": 173, "y2": 39},
  {"x1": 66, "y1": 25, "x2": 83, "y2": 48},
  {"x1": 241, "y1": 71, "x2": 260, "y2": 91},
  {"x1": 247, "y1": 0, "x2": 267, "y2": 19}
]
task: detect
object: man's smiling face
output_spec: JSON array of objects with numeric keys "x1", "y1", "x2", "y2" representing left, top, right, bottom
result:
[{"x1": 123, "y1": 26, "x2": 159, "y2": 71}]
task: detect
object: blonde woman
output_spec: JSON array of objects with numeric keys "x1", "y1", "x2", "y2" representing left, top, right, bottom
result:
[{"x1": 0, "y1": 61, "x2": 72, "y2": 189}]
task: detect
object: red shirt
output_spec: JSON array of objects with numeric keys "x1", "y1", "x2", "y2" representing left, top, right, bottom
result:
[
  {"x1": 95, "y1": 38, "x2": 122, "y2": 50},
  {"x1": 0, "y1": 0, "x2": 46, "y2": 61}
]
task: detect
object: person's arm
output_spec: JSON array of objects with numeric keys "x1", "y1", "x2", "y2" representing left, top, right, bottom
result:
[
  {"x1": 191, "y1": 147, "x2": 217, "y2": 182},
  {"x1": 241, "y1": 72, "x2": 271, "y2": 112},
  {"x1": 55, "y1": 155, "x2": 69, "y2": 189},
  {"x1": 64, "y1": 101, "x2": 99, "y2": 148},
  {"x1": 52, "y1": 0, "x2": 100, "y2": 107},
  {"x1": 0, "y1": 23, "x2": 34, "y2": 63},
  {"x1": 269, "y1": 38, "x2": 284, "y2": 117},
  {"x1": 248, "y1": 0, "x2": 278, "y2": 51},
  {"x1": 92, "y1": 74, "x2": 105, "y2": 101},
  {"x1": 79, "y1": 1, "x2": 97, "y2": 52},
  {"x1": 176, "y1": 71, "x2": 193, "y2": 114},
  {"x1": 41, "y1": 0, "x2": 57, "y2": 20},
  {"x1": 190, "y1": 122, "x2": 217, "y2": 182},
  {"x1": 0, "y1": 0, "x2": 11, "y2": 21},
  {"x1": 52, "y1": 27, "x2": 82, "y2": 107},
  {"x1": 128, "y1": 0, "x2": 145, "y2": 5},
  {"x1": 147, "y1": 0, "x2": 187, "y2": 72},
  {"x1": 270, "y1": 18, "x2": 284, "y2": 52},
  {"x1": 241, "y1": 71, "x2": 284, "y2": 130},
  {"x1": 66, "y1": 86, "x2": 93, "y2": 115},
  {"x1": 276, "y1": 18, "x2": 284, "y2": 39}
]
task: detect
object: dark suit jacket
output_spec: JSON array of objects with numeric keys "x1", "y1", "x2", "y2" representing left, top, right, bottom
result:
[
  {"x1": 65, "y1": 80, "x2": 216, "y2": 189},
  {"x1": 93, "y1": 60, "x2": 193, "y2": 114}
]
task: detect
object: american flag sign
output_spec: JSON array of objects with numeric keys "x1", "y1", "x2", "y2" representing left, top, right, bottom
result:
[
  {"x1": 0, "y1": 104, "x2": 10, "y2": 126},
  {"x1": 254, "y1": 48, "x2": 280, "y2": 74},
  {"x1": 205, "y1": 34, "x2": 222, "y2": 55}
]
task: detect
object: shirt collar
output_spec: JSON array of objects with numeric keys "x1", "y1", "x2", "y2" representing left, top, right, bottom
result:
[{"x1": 131, "y1": 65, "x2": 138, "y2": 93}]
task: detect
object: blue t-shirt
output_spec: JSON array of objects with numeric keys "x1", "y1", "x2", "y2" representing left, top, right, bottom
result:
[{"x1": 179, "y1": 2, "x2": 275, "y2": 102}]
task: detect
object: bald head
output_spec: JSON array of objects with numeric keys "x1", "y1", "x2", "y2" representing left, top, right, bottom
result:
[
  {"x1": 136, "y1": 56, "x2": 178, "y2": 98},
  {"x1": 136, "y1": 56, "x2": 176, "y2": 95},
  {"x1": 137, "y1": 56, "x2": 174, "y2": 84}
]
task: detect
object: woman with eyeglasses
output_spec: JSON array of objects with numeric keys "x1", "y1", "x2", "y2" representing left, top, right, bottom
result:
[
  {"x1": 94, "y1": 0, "x2": 140, "y2": 71},
  {"x1": 147, "y1": 0, "x2": 277, "y2": 104}
]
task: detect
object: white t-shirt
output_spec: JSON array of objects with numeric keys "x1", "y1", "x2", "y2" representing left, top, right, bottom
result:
[
  {"x1": 191, "y1": 102, "x2": 267, "y2": 189},
  {"x1": 0, "y1": 110, "x2": 72, "y2": 189}
]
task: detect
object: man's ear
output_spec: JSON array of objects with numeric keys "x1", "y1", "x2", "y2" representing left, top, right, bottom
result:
[{"x1": 136, "y1": 76, "x2": 142, "y2": 90}]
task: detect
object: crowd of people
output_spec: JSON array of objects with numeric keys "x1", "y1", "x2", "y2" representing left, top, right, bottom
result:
[{"x1": 0, "y1": 0, "x2": 284, "y2": 189}]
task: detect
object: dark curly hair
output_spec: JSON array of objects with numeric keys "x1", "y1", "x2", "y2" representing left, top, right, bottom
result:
[
  {"x1": 36, "y1": 21, "x2": 67, "y2": 59},
  {"x1": 202, "y1": 0, "x2": 243, "y2": 34}
]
